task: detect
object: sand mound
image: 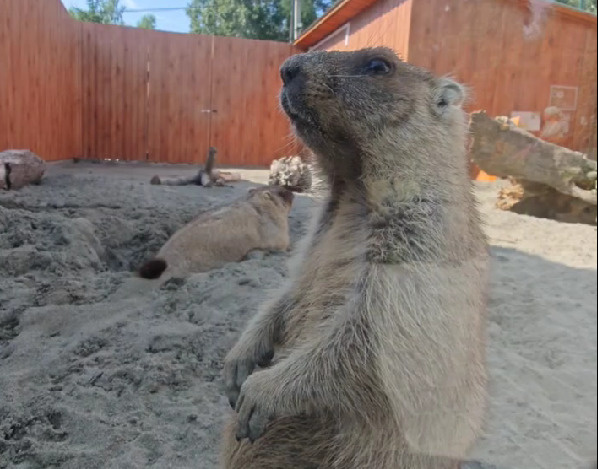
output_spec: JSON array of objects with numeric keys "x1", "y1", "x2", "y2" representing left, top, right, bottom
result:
[
  {"x1": 0, "y1": 163, "x2": 595, "y2": 469},
  {"x1": 0, "y1": 163, "x2": 314, "y2": 468}
]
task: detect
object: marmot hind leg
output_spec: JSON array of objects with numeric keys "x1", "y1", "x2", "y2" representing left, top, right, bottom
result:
[
  {"x1": 220, "y1": 414, "x2": 334, "y2": 469},
  {"x1": 221, "y1": 413, "x2": 464, "y2": 469}
]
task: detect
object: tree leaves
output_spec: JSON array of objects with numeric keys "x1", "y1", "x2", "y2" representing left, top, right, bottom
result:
[
  {"x1": 186, "y1": 0, "x2": 333, "y2": 41},
  {"x1": 68, "y1": 0, "x2": 126, "y2": 25},
  {"x1": 137, "y1": 14, "x2": 157, "y2": 30}
]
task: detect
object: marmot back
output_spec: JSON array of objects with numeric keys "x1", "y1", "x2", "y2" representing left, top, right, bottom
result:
[
  {"x1": 220, "y1": 47, "x2": 489, "y2": 469},
  {"x1": 137, "y1": 185, "x2": 294, "y2": 281}
]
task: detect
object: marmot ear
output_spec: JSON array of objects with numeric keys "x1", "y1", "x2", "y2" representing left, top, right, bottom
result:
[{"x1": 434, "y1": 78, "x2": 466, "y2": 114}]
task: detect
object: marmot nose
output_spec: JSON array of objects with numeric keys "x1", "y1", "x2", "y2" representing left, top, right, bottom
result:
[{"x1": 280, "y1": 62, "x2": 301, "y2": 85}]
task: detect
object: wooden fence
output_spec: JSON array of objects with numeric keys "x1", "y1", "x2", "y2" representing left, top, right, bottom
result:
[
  {"x1": 0, "y1": 0, "x2": 82, "y2": 160},
  {"x1": 1, "y1": 0, "x2": 300, "y2": 166}
]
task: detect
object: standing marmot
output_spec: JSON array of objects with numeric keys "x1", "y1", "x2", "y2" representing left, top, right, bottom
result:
[
  {"x1": 220, "y1": 47, "x2": 489, "y2": 469},
  {"x1": 137, "y1": 185, "x2": 294, "y2": 281}
]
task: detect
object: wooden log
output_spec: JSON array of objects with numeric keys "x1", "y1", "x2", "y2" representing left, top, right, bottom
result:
[
  {"x1": 0, "y1": 149, "x2": 46, "y2": 191},
  {"x1": 150, "y1": 174, "x2": 197, "y2": 186},
  {"x1": 469, "y1": 111, "x2": 597, "y2": 205}
]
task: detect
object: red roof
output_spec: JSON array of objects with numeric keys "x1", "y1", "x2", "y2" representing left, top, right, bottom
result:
[
  {"x1": 294, "y1": 0, "x2": 378, "y2": 49},
  {"x1": 295, "y1": 0, "x2": 597, "y2": 50}
]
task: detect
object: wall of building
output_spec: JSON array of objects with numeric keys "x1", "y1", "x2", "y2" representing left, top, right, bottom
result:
[
  {"x1": 308, "y1": 0, "x2": 597, "y2": 156},
  {"x1": 408, "y1": 0, "x2": 597, "y2": 155},
  {"x1": 310, "y1": 0, "x2": 412, "y2": 61}
]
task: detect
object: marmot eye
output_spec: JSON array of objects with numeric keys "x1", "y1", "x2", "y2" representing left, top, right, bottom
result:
[{"x1": 364, "y1": 58, "x2": 391, "y2": 75}]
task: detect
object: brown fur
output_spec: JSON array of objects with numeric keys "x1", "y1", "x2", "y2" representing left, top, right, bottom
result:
[
  {"x1": 137, "y1": 185, "x2": 294, "y2": 281},
  {"x1": 221, "y1": 47, "x2": 489, "y2": 468},
  {"x1": 137, "y1": 258, "x2": 167, "y2": 279}
]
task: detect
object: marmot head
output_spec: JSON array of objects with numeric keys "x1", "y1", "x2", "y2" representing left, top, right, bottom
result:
[
  {"x1": 279, "y1": 47, "x2": 468, "y2": 181},
  {"x1": 247, "y1": 185, "x2": 294, "y2": 213}
]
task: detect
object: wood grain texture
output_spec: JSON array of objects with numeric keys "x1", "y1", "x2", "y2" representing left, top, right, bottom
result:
[
  {"x1": 0, "y1": 0, "x2": 82, "y2": 160},
  {"x1": 2, "y1": 0, "x2": 301, "y2": 166},
  {"x1": 408, "y1": 0, "x2": 597, "y2": 154},
  {"x1": 211, "y1": 37, "x2": 301, "y2": 166},
  {"x1": 308, "y1": 0, "x2": 597, "y2": 155},
  {"x1": 312, "y1": 0, "x2": 412, "y2": 60}
]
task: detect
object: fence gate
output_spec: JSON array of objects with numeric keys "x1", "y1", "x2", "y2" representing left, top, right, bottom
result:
[
  {"x1": 81, "y1": 25, "x2": 149, "y2": 161},
  {"x1": 80, "y1": 24, "x2": 297, "y2": 166},
  {"x1": 146, "y1": 32, "x2": 214, "y2": 164}
]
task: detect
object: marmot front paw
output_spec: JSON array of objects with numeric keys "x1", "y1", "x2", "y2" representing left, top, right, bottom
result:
[
  {"x1": 223, "y1": 342, "x2": 274, "y2": 409},
  {"x1": 234, "y1": 370, "x2": 279, "y2": 442}
]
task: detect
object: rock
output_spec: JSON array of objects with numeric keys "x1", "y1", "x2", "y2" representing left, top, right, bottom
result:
[
  {"x1": 0, "y1": 164, "x2": 6, "y2": 190},
  {"x1": 0, "y1": 149, "x2": 46, "y2": 191},
  {"x1": 268, "y1": 155, "x2": 312, "y2": 192},
  {"x1": 245, "y1": 250, "x2": 265, "y2": 261}
]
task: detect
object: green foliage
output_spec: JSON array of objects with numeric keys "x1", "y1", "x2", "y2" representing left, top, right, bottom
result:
[
  {"x1": 137, "y1": 14, "x2": 157, "y2": 30},
  {"x1": 187, "y1": 0, "x2": 246, "y2": 38},
  {"x1": 556, "y1": 0, "x2": 597, "y2": 14},
  {"x1": 186, "y1": 0, "x2": 333, "y2": 41},
  {"x1": 68, "y1": 0, "x2": 126, "y2": 25}
]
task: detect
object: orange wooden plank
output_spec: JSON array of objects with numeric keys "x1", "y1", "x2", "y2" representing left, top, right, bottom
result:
[
  {"x1": 112, "y1": 28, "x2": 124, "y2": 159},
  {"x1": 147, "y1": 33, "x2": 161, "y2": 162},
  {"x1": 137, "y1": 30, "x2": 148, "y2": 161},
  {"x1": 121, "y1": 30, "x2": 131, "y2": 160},
  {"x1": 81, "y1": 24, "x2": 89, "y2": 157},
  {"x1": 93, "y1": 26, "x2": 103, "y2": 159},
  {"x1": 0, "y1": 4, "x2": 10, "y2": 151},
  {"x1": 197, "y1": 34, "x2": 214, "y2": 164},
  {"x1": 159, "y1": 36, "x2": 170, "y2": 163},
  {"x1": 102, "y1": 27, "x2": 112, "y2": 159},
  {"x1": 0, "y1": 0, "x2": 81, "y2": 159},
  {"x1": 210, "y1": 37, "x2": 233, "y2": 164}
]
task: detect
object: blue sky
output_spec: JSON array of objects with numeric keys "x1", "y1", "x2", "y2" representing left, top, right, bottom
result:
[{"x1": 61, "y1": 0, "x2": 190, "y2": 33}]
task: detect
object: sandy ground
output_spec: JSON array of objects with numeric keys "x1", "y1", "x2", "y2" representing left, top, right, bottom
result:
[{"x1": 0, "y1": 162, "x2": 596, "y2": 469}]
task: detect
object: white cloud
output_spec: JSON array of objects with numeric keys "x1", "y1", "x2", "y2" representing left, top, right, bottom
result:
[{"x1": 123, "y1": 0, "x2": 139, "y2": 8}]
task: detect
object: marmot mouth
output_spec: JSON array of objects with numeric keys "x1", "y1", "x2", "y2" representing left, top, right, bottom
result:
[{"x1": 281, "y1": 89, "x2": 313, "y2": 127}]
